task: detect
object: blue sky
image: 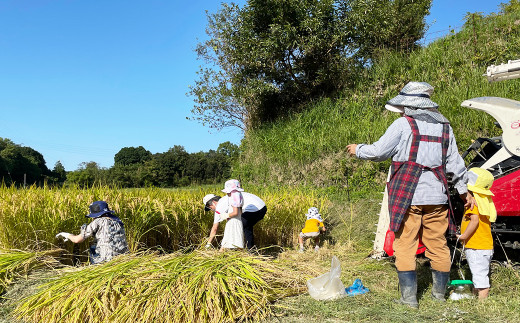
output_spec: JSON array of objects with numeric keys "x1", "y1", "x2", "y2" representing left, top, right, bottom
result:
[{"x1": 0, "y1": 0, "x2": 507, "y2": 171}]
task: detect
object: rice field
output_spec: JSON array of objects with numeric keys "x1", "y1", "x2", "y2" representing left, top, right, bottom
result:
[
  {"x1": 0, "y1": 184, "x2": 329, "y2": 254},
  {"x1": 0, "y1": 184, "x2": 330, "y2": 322}
]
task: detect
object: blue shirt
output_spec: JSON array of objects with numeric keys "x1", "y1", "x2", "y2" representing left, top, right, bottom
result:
[{"x1": 356, "y1": 117, "x2": 468, "y2": 205}]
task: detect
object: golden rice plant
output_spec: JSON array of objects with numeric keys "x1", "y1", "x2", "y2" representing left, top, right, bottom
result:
[
  {"x1": 14, "y1": 250, "x2": 318, "y2": 323},
  {"x1": 0, "y1": 184, "x2": 329, "y2": 253},
  {"x1": 0, "y1": 249, "x2": 62, "y2": 295},
  {"x1": 250, "y1": 187, "x2": 331, "y2": 248}
]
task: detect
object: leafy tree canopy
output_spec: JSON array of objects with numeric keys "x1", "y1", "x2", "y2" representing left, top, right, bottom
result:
[
  {"x1": 189, "y1": 0, "x2": 431, "y2": 130},
  {"x1": 0, "y1": 138, "x2": 50, "y2": 185},
  {"x1": 114, "y1": 146, "x2": 152, "y2": 166}
]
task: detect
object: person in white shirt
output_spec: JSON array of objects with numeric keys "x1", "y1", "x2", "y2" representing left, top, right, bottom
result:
[{"x1": 203, "y1": 191, "x2": 267, "y2": 250}]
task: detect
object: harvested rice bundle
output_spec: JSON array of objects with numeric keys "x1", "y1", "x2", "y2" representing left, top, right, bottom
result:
[
  {"x1": 15, "y1": 250, "x2": 315, "y2": 323},
  {"x1": 0, "y1": 249, "x2": 62, "y2": 294}
]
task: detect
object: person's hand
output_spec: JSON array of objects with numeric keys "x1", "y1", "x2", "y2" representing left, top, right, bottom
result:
[
  {"x1": 346, "y1": 144, "x2": 357, "y2": 156},
  {"x1": 56, "y1": 232, "x2": 71, "y2": 242},
  {"x1": 460, "y1": 192, "x2": 476, "y2": 210},
  {"x1": 205, "y1": 243, "x2": 212, "y2": 249},
  {"x1": 219, "y1": 212, "x2": 230, "y2": 221}
]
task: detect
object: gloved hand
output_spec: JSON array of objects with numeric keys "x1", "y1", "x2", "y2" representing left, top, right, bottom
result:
[
  {"x1": 219, "y1": 212, "x2": 230, "y2": 221},
  {"x1": 205, "y1": 243, "x2": 212, "y2": 249},
  {"x1": 56, "y1": 232, "x2": 71, "y2": 242}
]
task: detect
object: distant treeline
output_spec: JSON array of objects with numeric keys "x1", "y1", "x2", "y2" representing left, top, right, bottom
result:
[{"x1": 0, "y1": 137, "x2": 239, "y2": 188}]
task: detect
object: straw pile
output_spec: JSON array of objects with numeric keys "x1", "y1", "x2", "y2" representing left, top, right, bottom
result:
[
  {"x1": 14, "y1": 250, "x2": 317, "y2": 322},
  {"x1": 0, "y1": 249, "x2": 62, "y2": 294}
]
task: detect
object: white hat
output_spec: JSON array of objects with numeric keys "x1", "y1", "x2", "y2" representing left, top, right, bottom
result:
[
  {"x1": 386, "y1": 82, "x2": 438, "y2": 109},
  {"x1": 203, "y1": 194, "x2": 219, "y2": 211},
  {"x1": 221, "y1": 179, "x2": 244, "y2": 193},
  {"x1": 306, "y1": 207, "x2": 323, "y2": 221}
]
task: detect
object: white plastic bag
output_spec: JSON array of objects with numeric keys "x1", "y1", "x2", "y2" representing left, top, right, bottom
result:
[{"x1": 306, "y1": 256, "x2": 347, "y2": 300}]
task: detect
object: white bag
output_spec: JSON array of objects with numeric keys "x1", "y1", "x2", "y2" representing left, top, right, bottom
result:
[{"x1": 307, "y1": 256, "x2": 347, "y2": 300}]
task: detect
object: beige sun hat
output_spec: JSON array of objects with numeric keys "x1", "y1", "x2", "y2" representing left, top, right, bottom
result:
[{"x1": 386, "y1": 82, "x2": 439, "y2": 110}]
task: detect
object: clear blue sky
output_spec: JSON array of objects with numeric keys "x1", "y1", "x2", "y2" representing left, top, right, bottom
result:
[{"x1": 0, "y1": 0, "x2": 507, "y2": 171}]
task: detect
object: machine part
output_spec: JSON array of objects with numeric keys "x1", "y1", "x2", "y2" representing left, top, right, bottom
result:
[{"x1": 485, "y1": 59, "x2": 520, "y2": 82}]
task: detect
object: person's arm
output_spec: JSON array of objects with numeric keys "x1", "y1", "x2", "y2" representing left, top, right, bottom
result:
[
  {"x1": 207, "y1": 222, "x2": 220, "y2": 245},
  {"x1": 56, "y1": 226, "x2": 88, "y2": 244},
  {"x1": 55, "y1": 232, "x2": 85, "y2": 243},
  {"x1": 227, "y1": 206, "x2": 241, "y2": 218},
  {"x1": 347, "y1": 118, "x2": 405, "y2": 161},
  {"x1": 445, "y1": 127, "x2": 475, "y2": 210},
  {"x1": 68, "y1": 234, "x2": 85, "y2": 243},
  {"x1": 460, "y1": 192, "x2": 476, "y2": 210},
  {"x1": 457, "y1": 213, "x2": 479, "y2": 241}
]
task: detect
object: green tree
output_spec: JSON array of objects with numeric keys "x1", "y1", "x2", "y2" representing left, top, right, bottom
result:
[
  {"x1": 345, "y1": 0, "x2": 432, "y2": 63},
  {"x1": 189, "y1": 0, "x2": 432, "y2": 130},
  {"x1": 52, "y1": 160, "x2": 67, "y2": 183},
  {"x1": 217, "y1": 141, "x2": 240, "y2": 159},
  {"x1": 0, "y1": 139, "x2": 49, "y2": 185},
  {"x1": 65, "y1": 162, "x2": 108, "y2": 188},
  {"x1": 114, "y1": 146, "x2": 152, "y2": 166},
  {"x1": 189, "y1": 0, "x2": 359, "y2": 130},
  {"x1": 149, "y1": 146, "x2": 189, "y2": 187}
]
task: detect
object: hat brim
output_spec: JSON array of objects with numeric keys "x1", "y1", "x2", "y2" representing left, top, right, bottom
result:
[
  {"x1": 385, "y1": 104, "x2": 404, "y2": 113},
  {"x1": 86, "y1": 210, "x2": 115, "y2": 218},
  {"x1": 468, "y1": 185, "x2": 494, "y2": 196},
  {"x1": 387, "y1": 95, "x2": 438, "y2": 109}
]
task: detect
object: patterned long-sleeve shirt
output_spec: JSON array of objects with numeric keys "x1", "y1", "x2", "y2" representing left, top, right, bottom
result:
[
  {"x1": 356, "y1": 116, "x2": 468, "y2": 205},
  {"x1": 81, "y1": 216, "x2": 129, "y2": 264}
]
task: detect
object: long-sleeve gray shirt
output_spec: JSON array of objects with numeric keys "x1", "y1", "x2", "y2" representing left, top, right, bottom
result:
[{"x1": 356, "y1": 116, "x2": 468, "y2": 205}]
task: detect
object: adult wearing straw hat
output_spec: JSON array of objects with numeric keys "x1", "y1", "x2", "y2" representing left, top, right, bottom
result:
[
  {"x1": 56, "y1": 200, "x2": 129, "y2": 264},
  {"x1": 203, "y1": 188, "x2": 267, "y2": 250},
  {"x1": 346, "y1": 82, "x2": 475, "y2": 308}
]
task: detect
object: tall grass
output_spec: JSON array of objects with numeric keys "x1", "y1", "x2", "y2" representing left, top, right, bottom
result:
[
  {"x1": 14, "y1": 250, "x2": 320, "y2": 323},
  {"x1": 0, "y1": 184, "x2": 329, "y2": 254},
  {"x1": 236, "y1": 3, "x2": 520, "y2": 190}
]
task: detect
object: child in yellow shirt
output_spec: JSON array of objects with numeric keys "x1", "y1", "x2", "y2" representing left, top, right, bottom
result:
[
  {"x1": 299, "y1": 207, "x2": 326, "y2": 252},
  {"x1": 457, "y1": 168, "x2": 496, "y2": 299}
]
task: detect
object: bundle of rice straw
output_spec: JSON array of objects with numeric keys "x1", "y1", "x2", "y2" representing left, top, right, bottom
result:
[{"x1": 14, "y1": 250, "x2": 315, "y2": 322}]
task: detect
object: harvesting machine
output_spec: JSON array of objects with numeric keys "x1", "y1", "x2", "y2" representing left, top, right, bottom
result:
[{"x1": 372, "y1": 59, "x2": 520, "y2": 258}]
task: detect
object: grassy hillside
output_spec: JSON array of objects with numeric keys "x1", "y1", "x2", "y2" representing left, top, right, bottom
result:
[{"x1": 236, "y1": 1, "x2": 520, "y2": 193}]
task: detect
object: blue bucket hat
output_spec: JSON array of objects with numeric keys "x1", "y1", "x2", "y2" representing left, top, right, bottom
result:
[{"x1": 86, "y1": 201, "x2": 115, "y2": 218}]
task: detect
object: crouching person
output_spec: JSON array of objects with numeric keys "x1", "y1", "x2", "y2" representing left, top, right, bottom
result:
[
  {"x1": 56, "y1": 200, "x2": 129, "y2": 264},
  {"x1": 298, "y1": 207, "x2": 326, "y2": 252}
]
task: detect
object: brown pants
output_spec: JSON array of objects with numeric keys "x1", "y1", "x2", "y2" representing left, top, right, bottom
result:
[{"x1": 394, "y1": 205, "x2": 451, "y2": 272}]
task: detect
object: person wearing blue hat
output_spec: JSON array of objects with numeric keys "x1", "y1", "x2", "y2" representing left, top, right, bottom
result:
[{"x1": 56, "y1": 200, "x2": 129, "y2": 264}]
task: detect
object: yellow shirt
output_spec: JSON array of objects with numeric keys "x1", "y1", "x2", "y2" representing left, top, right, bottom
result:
[
  {"x1": 460, "y1": 205, "x2": 493, "y2": 250},
  {"x1": 302, "y1": 218, "x2": 324, "y2": 233}
]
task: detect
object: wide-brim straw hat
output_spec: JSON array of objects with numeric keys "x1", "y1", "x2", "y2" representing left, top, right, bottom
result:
[
  {"x1": 467, "y1": 168, "x2": 494, "y2": 196},
  {"x1": 386, "y1": 82, "x2": 439, "y2": 109}
]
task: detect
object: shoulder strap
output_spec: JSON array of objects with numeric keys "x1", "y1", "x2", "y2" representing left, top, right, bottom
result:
[{"x1": 404, "y1": 116, "x2": 420, "y2": 162}]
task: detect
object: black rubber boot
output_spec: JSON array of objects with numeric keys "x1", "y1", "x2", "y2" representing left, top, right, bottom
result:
[
  {"x1": 396, "y1": 271, "x2": 418, "y2": 308},
  {"x1": 431, "y1": 270, "x2": 450, "y2": 302}
]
